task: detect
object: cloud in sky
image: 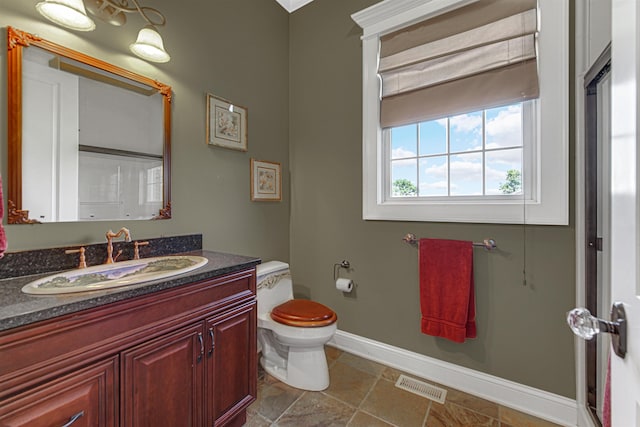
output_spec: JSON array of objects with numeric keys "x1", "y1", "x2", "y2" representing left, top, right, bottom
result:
[
  {"x1": 391, "y1": 147, "x2": 416, "y2": 159},
  {"x1": 419, "y1": 180, "x2": 448, "y2": 192},
  {"x1": 450, "y1": 112, "x2": 482, "y2": 134},
  {"x1": 423, "y1": 160, "x2": 518, "y2": 181},
  {"x1": 449, "y1": 113, "x2": 482, "y2": 152},
  {"x1": 420, "y1": 155, "x2": 482, "y2": 195},
  {"x1": 486, "y1": 148, "x2": 522, "y2": 168},
  {"x1": 486, "y1": 105, "x2": 522, "y2": 148},
  {"x1": 420, "y1": 155, "x2": 521, "y2": 195},
  {"x1": 423, "y1": 157, "x2": 481, "y2": 182}
]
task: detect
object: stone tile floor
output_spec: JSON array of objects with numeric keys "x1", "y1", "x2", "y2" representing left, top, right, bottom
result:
[{"x1": 245, "y1": 346, "x2": 563, "y2": 427}]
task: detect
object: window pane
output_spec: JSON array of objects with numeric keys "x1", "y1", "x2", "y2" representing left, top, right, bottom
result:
[
  {"x1": 485, "y1": 104, "x2": 523, "y2": 149},
  {"x1": 391, "y1": 158, "x2": 417, "y2": 197},
  {"x1": 419, "y1": 119, "x2": 447, "y2": 155},
  {"x1": 391, "y1": 124, "x2": 417, "y2": 159},
  {"x1": 450, "y1": 111, "x2": 482, "y2": 153},
  {"x1": 485, "y1": 148, "x2": 523, "y2": 195},
  {"x1": 419, "y1": 156, "x2": 447, "y2": 197},
  {"x1": 450, "y1": 152, "x2": 482, "y2": 196}
]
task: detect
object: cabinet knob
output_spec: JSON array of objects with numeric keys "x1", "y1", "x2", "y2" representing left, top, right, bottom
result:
[{"x1": 60, "y1": 411, "x2": 84, "y2": 427}]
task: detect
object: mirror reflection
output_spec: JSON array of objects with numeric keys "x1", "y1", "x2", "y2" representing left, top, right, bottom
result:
[{"x1": 7, "y1": 27, "x2": 172, "y2": 224}]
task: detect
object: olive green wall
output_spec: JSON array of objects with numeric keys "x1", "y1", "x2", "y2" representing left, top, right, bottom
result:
[
  {"x1": 289, "y1": 0, "x2": 577, "y2": 398},
  {"x1": 0, "y1": 0, "x2": 290, "y2": 262}
]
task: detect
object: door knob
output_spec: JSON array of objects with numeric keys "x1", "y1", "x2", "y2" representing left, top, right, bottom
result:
[{"x1": 566, "y1": 302, "x2": 627, "y2": 358}]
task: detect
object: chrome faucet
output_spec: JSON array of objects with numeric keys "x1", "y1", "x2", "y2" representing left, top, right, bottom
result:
[{"x1": 105, "y1": 227, "x2": 131, "y2": 264}]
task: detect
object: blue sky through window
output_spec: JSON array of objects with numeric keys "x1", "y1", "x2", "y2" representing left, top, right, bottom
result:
[
  {"x1": 419, "y1": 120, "x2": 446, "y2": 155},
  {"x1": 391, "y1": 125, "x2": 417, "y2": 159},
  {"x1": 450, "y1": 111, "x2": 482, "y2": 153},
  {"x1": 450, "y1": 152, "x2": 482, "y2": 195},
  {"x1": 419, "y1": 156, "x2": 447, "y2": 196}
]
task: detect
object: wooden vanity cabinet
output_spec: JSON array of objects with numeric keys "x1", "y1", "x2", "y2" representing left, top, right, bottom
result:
[{"x1": 0, "y1": 268, "x2": 257, "y2": 427}]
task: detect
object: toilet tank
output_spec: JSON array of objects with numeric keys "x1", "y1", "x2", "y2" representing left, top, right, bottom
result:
[{"x1": 256, "y1": 261, "x2": 294, "y2": 315}]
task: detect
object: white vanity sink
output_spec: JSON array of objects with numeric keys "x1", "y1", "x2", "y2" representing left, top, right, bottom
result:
[{"x1": 22, "y1": 255, "x2": 209, "y2": 295}]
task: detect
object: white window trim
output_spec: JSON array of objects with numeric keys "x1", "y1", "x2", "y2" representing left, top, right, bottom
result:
[{"x1": 352, "y1": 0, "x2": 569, "y2": 225}]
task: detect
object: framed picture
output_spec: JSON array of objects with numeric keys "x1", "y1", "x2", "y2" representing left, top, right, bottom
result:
[
  {"x1": 206, "y1": 93, "x2": 248, "y2": 151},
  {"x1": 251, "y1": 159, "x2": 282, "y2": 202}
]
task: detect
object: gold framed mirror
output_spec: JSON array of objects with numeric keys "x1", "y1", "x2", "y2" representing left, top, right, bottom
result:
[{"x1": 6, "y1": 26, "x2": 172, "y2": 224}]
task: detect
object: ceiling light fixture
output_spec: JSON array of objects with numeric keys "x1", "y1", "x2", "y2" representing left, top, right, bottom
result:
[{"x1": 37, "y1": 0, "x2": 171, "y2": 63}]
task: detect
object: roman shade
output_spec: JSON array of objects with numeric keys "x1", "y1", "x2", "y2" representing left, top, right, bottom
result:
[{"x1": 379, "y1": 0, "x2": 539, "y2": 128}]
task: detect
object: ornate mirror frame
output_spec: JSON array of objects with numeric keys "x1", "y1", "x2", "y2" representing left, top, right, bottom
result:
[{"x1": 6, "y1": 26, "x2": 172, "y2": 224}]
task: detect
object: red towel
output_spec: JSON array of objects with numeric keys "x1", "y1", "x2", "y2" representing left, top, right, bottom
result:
[
  {"x1": 0, "y1": 175, "x2": 6, "y2": 259},
  {"x1": 419, "y1": 238, "x2": 476, "y2": 343}
]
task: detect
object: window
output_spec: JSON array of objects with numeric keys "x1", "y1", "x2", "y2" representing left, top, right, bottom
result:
[
  {"x1": 352, "y1": 0, "x2": 568, "y2": 224},
  {"x1": 387, "y1": 101, "x2": 533, "y2": 199}
]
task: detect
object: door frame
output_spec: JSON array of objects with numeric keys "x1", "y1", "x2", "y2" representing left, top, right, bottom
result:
[
  {"x1": 574, "y1": 2, "x2": 604, "y2": 426},
  {"x1": 583, "y1": 45, "x2": 612, "y2": 426}
]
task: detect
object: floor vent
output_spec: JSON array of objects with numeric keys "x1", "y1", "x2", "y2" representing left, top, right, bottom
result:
[{"x1": 394, "y1": 374, "x2": 447, "y2": 404}]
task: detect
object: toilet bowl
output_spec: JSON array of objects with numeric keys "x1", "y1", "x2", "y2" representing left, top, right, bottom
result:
[{"x1": 256, "y1": 261, "x2": 337, "y2": 391}]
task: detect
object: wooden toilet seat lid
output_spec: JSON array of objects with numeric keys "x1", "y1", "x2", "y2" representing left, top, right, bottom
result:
[{"x1": 270, "y1": 299, "x2": 337, "y2": 327}]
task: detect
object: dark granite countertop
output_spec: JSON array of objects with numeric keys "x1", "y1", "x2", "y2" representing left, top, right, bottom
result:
[{"x1": 0, "y1": 250, "x2": 261, "y2": 333}]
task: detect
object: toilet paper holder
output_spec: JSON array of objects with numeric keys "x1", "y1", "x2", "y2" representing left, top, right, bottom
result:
[{"x1": 333, "y1": 260, "x2": 351, "y2": 280}]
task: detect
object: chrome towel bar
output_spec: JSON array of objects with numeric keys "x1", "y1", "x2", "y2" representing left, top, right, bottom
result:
[{"x1": 402, "y1": 233, "x2": 497, "y2": 251}]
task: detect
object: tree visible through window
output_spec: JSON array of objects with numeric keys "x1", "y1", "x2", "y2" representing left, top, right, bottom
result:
[
  {"x1": 389, "y1": 102, "x2": 525, "y2": 198},
  {"x1": 499, "y1": 169, "x2": 522, "y2": 194},
  {"x1": 392, "y1": 178, "x2": 417, "y2": 196}
]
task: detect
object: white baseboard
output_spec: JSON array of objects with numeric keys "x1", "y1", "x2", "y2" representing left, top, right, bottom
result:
[{"x1": 328, "y1": 330, "x2": 578, "y2": 427}]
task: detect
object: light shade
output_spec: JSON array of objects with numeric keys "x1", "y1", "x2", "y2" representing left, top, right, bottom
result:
[
  {"x1": 36, "y1": 0, "x2": 96, "y2": 31},
  {"x1": 129, "y1": 25, "x2": 170, "y2": 63}
]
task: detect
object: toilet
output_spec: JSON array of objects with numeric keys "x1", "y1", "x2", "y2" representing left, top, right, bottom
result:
[{"x1": 256, "y1": 261, "x2": 337, "y2": 391}]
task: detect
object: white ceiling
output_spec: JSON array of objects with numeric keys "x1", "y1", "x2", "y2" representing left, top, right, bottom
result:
[{"x1": 275, "y1": 0, "x2": 315, "y2": 13}]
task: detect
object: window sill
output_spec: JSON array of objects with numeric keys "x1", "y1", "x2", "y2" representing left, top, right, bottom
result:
[{"x1": 363, "y1": 199, "x2": 567, "y2": 224}]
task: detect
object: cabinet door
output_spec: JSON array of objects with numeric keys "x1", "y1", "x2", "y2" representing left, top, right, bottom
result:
[
  {"x1": 206, "y1": 302, "x2": 257, "y2": 427},
  {"x1": 0, "y1": 357, "x2": 117, "y2": 427},
  {"x1": 121, "y1": 323, "x2": 204, "y2": 427}
]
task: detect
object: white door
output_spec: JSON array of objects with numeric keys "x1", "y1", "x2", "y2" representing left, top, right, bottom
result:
[{"x1": 609, "y1": 0, "x2": 640, "y2": 423}]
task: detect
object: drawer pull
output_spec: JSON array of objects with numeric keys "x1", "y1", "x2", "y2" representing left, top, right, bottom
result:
[
  {"x1": 207, "y1": 328, "x2": 215, "y2": 357},
  {"x1": 61, "y1": 411, "x2": 84, "y2": 427},
  {"x1": 197, "y1": 332, "x2": 204, "y2": 363}
]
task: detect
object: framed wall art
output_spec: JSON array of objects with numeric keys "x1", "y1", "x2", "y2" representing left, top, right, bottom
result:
[
  {"x1": 250, "y1": 159, "x2": 282, "y2": 202},
  {"x1": 206, "y1": 93, "x2": 248, "y2": 151}
]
